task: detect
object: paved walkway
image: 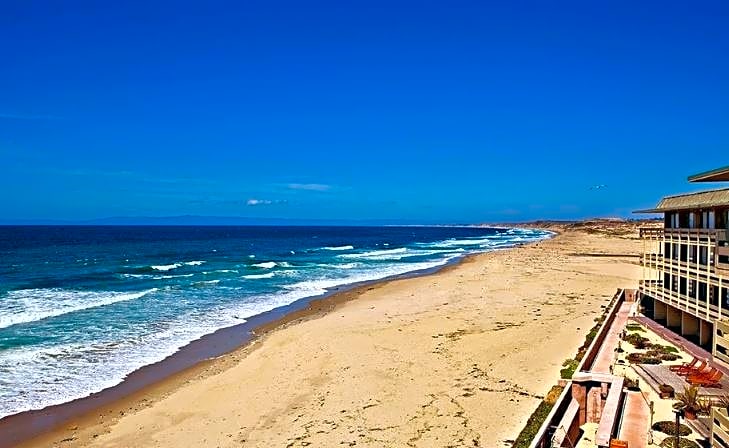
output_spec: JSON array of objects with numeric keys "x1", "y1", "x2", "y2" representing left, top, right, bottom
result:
[
  {"x1": 590, "y1": 301, "x2": 651, "y2": 448},
  {"x1": 618, "y1": 390, "x2": 650, "y2": 447},
  {"x1": 591, "y1": 301, "x2": 635, "y2": 374}
]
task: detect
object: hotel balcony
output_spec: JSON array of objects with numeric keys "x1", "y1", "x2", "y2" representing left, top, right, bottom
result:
[{"x1": 639, "y1": 227, "x2": 729, "y2": 275}]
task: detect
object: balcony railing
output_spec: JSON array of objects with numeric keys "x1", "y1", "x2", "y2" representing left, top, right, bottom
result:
[
  {"x1": 639, "y1": 282, "x2": 729, "y2": 321},
  {"x1": 640, "y1": 227, "x2": 726, "y2": 239},
  {"x1": 640, "y1": 227, "x2": 729, "y2": 274}
]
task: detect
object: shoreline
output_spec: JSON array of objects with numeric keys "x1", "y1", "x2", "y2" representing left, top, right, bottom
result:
[
  {"x1": 6, "y1": 223, "x2": 642, "y2": 447},
  {"x1": 1, "y1": 239, "x2": 527, "y2": 448}
]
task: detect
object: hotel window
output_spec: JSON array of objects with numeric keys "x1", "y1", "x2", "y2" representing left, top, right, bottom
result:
[
  {"x1": 706, "y1": 211, "x2": 715, "y2": 229},
  {"x1": 669, "y1": 213, "x2": 679, "y2": 228}
]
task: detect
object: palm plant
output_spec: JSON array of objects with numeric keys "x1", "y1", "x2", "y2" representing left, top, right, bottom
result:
[{"x1": 675, "y1": 385, "x2": 701, "y2": 419}]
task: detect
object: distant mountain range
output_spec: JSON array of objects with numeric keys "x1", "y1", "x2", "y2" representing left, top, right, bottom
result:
[{"x1": 0, "y1": 215, "x2": 467, "y2": 226}]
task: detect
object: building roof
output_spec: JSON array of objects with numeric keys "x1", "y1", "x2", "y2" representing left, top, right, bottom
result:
[
  {"x1": 688, "y1": 165, "x2": 729, "y2": 182},
  {"x1": 634, "y1": 187, "x2": 729, "y2": 213}
]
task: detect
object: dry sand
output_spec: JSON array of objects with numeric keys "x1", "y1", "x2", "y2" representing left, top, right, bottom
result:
[{"x1": 20, "y1": 222, "x2": 644, "y2": 448}]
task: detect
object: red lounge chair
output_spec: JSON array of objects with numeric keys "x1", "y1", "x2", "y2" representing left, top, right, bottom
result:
[
  {"x1": 688, "y1": 367, "x2": 717, "y2": 381},
  {"x1": 670, "y1": 357, "x2": 699, "y2": 373},
  {"x1": 680, "y1": 359, "x2": 709, "y2": 377},
  {"x1": 689, "y1": 369, "x2": 724, "y2": 388}
]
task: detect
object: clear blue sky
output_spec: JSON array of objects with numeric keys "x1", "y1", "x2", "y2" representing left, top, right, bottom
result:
[{"x1": 1, "y1": 1, "x2": 728, "y2": 223}]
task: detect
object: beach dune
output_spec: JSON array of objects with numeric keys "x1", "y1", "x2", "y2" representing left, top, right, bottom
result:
[{"x1": 21, "y1": 224, "x2": 642, "y2": 447}]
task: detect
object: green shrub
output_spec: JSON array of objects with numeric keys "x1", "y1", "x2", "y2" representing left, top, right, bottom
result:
[
  {"x1": 652, "y1": 420, "x2": 692, "y2": 436},
  {"x1": 512, "y1": 386, "x2": 563, "y2": 448},
  {"x1": 625, "y1": 323, "x2": 645, "y2": 332},
  {"x1": 560, "y1": 358, "x2": 579, "y2": 379},
  {"x1": 658, "y1": 438, "x2": 699, "y2": 448},
  {"x1": 584, "y1": 328, "x2": 599, "y2": 346},
  {"x1": 624, "y1": 333, "x2": 651, "y2": 349},
  {"x1": 651, "y1": 343, "x2": 679, "y2": 354},
  {"x1": 627, "y1": 352, "x2": 662, "y2": 364}
]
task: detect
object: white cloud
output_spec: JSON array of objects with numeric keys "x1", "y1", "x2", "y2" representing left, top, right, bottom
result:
[{"x1": 287, "y1": 183, "x2": 332, "y2": 192}]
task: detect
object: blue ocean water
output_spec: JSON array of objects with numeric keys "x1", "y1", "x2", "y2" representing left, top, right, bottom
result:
[{"x1": 0, "y1": 225, "x2": 551, "y2": 418}]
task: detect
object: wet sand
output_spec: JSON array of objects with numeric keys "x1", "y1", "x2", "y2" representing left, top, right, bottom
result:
[{"x1": 12, "y1": 223, "x2": 643, "y2": 447}]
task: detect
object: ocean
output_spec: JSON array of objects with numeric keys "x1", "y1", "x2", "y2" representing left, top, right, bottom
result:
[{"x1": 0, "y1": 225, "x2": 551, "y2": 418}]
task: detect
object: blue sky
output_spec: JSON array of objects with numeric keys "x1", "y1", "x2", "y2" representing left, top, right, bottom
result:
[{"x1": 1, "y1": 1, "x2": 728, "y2": 223}]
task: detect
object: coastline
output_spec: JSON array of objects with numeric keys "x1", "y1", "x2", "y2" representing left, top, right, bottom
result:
[
  {"x1": 1, "y1": 235, "x2": 526, "y2": 448},
  {"x1": 8, "y1": 223, "x2": 641, "y2": 447}
]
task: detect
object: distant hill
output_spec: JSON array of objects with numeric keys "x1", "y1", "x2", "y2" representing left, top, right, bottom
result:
[{"x1": 0, "y1": 215, "x2": 457, "y2": 226}]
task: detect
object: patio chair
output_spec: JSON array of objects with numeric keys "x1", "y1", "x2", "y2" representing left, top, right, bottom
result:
[
  {"x1": 689, "y1": 369, "x2": 724, "y2": 388},
  {"x1": 677, "y1": 359, "x2": 709, "y2": 377},
  {"x1": 670, "y1": 357, "x2": 698, "y2": 373}
]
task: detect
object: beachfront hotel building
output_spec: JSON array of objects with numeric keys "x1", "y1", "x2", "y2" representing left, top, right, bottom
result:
[{"x1": 638, "y1": 165, "x2": 729, "y2": 365}]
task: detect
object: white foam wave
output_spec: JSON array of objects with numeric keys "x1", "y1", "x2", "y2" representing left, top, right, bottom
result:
[
  {"x1": 280, "y1": 258, "x2": 455, "y2": 299},
  {"x1": 251, "y1": 261, "x2": 277, "y2": 269},
  {"x1": 339, "y1": 248, "x2": 407, "y2": 259},
  {"x1": 184, "y1": 260, "x2": 206, "y2": 266},
  {"x1": 242, "y1": 272, "x2": 275, "y2": 280},
  {"x1": 316, "y1": 262, "x2": 361, "y2": 270},
  {"x1": 0, "y1": 302, "x2": 259, "y2": 418},
  {"x1": 193, "y1": 280, "x2": 220, "y2": 286},
  {"x1": 152, "y1": 274, "x2": 195, "y2": 280},
  {"x1": 151, "y1": 263, "x2": 182, "y2": 271},
  {"x1": 120, "y1": 273, "x2": 153, "y2": 279},
  {"x1": 323, "y1": 245, "x2": 354, "y2": 251},
  {"x1": 204, "y1": 269, "x2": 239, "y2": 274},
  {"x1": 339, "y1": 247, "x2": 461, "y2": 261},
  {"x1": 0, "y1": 288, "x2": 158, "y2": 329}
]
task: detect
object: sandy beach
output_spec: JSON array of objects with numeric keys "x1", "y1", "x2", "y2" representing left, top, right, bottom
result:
[{"x1": 15, "y1": 223, "x2": 644, "y2": 447}]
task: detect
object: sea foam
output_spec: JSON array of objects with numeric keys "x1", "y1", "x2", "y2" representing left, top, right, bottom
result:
[
  {"x1": 0, "y1": 288, "x2": 158, "y2": 329},
  {"x1": 151, "y1": 263, "x2": 182, "y2": 271},
  {"x1": 242, "y1": 272, "x2": 276, "y2": 280},
  {"x1": 251, "y1": 261, "x2": 277, "y2": 269}
]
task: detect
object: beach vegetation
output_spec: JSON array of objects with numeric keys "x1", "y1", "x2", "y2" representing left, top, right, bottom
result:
[
  {"x1": 560, "y1": 358, "x2": 579, "y2": 379},
  {"x1": 624, "y1": 333, "x2": 651, "y2": 349},
  {"x1": 658, "y1": 438, "x2": 700, "y2": 448},
  {"x1": 626, "y1": 352, "x2": 661, "y2": 364},
  {"x1": 652, "y1": 420, "x2": 692, "y2": 436},
  {"x1": 625, "y1": 323, "x2": 645, "y2": 332},
  {"x1": 512, "y1": 385, "x2": 563, "y2": 448},
  {"x1": 646, "y1": 349, "x2": 680, "y2": 362},
  {"x1": 652, "y1": 344, "x2": 679, "y2": 353}
]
